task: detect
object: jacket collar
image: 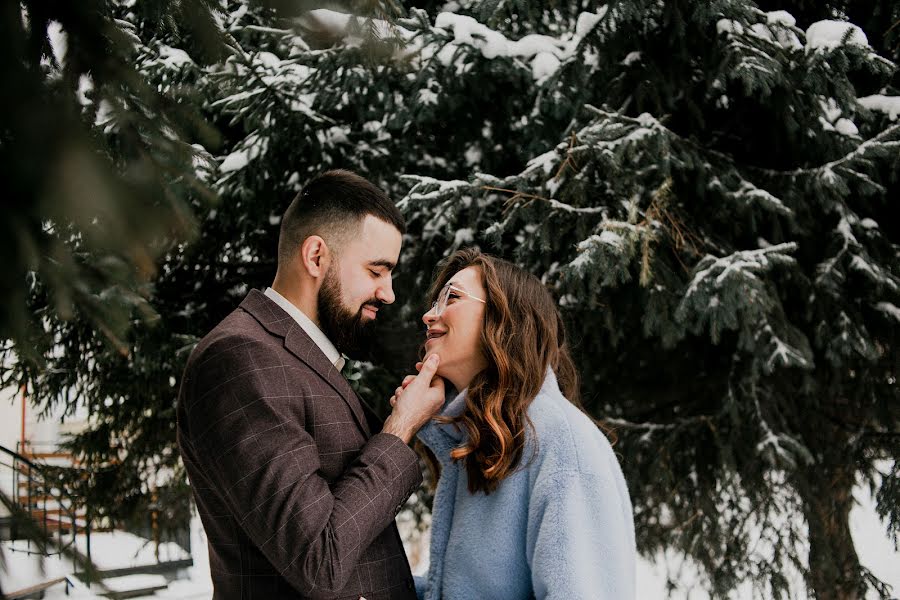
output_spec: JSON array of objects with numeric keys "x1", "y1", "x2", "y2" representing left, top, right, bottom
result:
[
  {"x1": 239, "y1": 289, "x2": 371, "y2": 438},
  {"x1": 416, "y1": 387, "x2": 467, "y2": 464},
  {"x1": 416, "y1": 368, "x2": 561, "y2": 463}
]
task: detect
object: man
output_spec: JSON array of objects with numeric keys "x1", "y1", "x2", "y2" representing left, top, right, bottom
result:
[{"x1": 177, "y1": 170, "x2": 445, "y2": 600}]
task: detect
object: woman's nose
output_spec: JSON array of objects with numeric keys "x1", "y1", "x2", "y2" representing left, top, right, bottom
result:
[{"x1": 422, "y1": 306, "x2": 438, "y2": 325}]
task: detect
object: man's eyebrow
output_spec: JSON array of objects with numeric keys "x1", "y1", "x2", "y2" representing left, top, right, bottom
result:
[{"x1": 368, "y1": 259, "x2": 396, "y2": 271}]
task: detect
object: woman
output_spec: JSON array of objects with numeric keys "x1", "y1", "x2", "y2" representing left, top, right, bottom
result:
[{"x1": 391, "y1": 248, "x2": 636, "y2": 600}]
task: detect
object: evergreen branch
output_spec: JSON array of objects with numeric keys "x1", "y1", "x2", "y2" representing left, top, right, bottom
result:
[
  {"x1": 583, "y1": 104, "x2": 900, "y2": 193},
  {"x1": 480, "y1": 185, "x2": 606, "y2": 215},
  {"x1": 241, "y1": 25, "x2": 295, "y2": 35},
  {"x1": 756, "y1": 122, "x2": 900, "y2": 177},
  {"x1": 604, "y1": 415, "x2": 714, "y2": 435}
]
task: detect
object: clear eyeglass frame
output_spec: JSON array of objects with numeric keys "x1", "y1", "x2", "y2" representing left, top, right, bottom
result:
[{"x1": 429, "y1": 283, "x2": 486, "y2": 317}]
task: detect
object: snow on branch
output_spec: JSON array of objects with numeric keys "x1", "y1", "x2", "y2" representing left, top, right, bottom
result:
[
  {"x1": 874, "y1": 302, "x2": 900, "y2": 323},
  {"x1": 755, "y1": 319, "x2": 814, "y2": 372},
  {"x1": 815, "y1": 214, "x2": 900, "y2": 294},
  {"x1": 674, "y1": 244, "x2": 799, "y2": 346},
  {"x1": 858, "y1": 95, "x2": 900, "y2": 121},
  {"x1": 684, "y1": 244, "x2": 798, "y2": 301},
  {"x1": 708, "y1": 176, "x2": 793, "y2": 217}
]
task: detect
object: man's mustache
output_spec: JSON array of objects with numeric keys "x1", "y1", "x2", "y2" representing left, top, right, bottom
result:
[{"x1": 360, "y1": 300, "x2": 384, "y2": 313}]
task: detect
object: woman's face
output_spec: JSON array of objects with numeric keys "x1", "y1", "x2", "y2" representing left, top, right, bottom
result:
[{"x1": 422, "y1": 266, "x2": 488, "y2": 391}]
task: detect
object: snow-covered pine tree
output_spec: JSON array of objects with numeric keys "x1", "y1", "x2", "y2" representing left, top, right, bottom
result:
[{"x1": 400, "y1": 1, "x2": 900, "y2": 598}]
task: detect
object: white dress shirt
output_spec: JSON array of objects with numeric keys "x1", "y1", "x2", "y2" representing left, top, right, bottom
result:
[{"x1": 264, "y1": 287, "x2": 346, "y2": 372}]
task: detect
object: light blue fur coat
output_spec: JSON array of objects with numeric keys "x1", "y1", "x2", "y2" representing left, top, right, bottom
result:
[{"x1": 415, "y1": 370, "x2": 636, "y2": 600}]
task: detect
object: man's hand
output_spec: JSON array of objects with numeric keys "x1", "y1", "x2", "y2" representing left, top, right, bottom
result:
[{"x1": 382, "y1": 354, "x2": 445, "y2": 444}]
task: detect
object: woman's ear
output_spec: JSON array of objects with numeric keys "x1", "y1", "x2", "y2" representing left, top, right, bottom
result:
[{"x1": 300, "y1": 235, "x2": 331, "y2": 278}]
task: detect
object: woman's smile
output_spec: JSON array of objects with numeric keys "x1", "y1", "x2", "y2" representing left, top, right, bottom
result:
[{"x1": 425, "y1": 327, "x2": 447, "y2": 346}]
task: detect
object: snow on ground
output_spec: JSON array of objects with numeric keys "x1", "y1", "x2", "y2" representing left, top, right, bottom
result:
[{"x1": 1, "y1": 528, "x2": 193, "y2": 599}]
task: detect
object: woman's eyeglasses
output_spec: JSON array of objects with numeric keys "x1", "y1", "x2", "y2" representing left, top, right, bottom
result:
[{"x1": 428, "y1": 283, "x2": 486, "y2": 317}]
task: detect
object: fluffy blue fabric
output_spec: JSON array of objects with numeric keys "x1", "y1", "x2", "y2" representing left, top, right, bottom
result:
[{"x1": 415, "y1": 370, "x2": 636, "y2": 600}]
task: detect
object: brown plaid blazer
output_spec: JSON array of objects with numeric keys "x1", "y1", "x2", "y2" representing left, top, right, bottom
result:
[{"x1": 177, "y1": 289, "x2": 421, "y2": 600}]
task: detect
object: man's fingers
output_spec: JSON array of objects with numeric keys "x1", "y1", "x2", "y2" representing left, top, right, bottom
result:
[
  {"x1": 389, "y1": 395, "x2": 397, "y2": 407},
  {"x1": 417, "y1": 354, "x2": 440, "y2": 379},
  {"x1": 401, "y1": 375, "x2": 415, "y2": 389},
  {"x1": 415, "y1": 362, "x2": 423, "y2": 372}
]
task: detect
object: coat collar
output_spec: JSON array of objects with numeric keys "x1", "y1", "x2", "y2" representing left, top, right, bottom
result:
[
  {"x1": 416, "y1": 388, "x2": 468, "y2": 464},
  {"x1": 416, "y1": 368, "x2": 561, "y2": 464},
  {"x1": 239, "y1": 289, "x2": 372, "y2": 438}
]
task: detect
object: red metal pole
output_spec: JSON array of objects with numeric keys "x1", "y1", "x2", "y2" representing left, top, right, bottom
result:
[{"x1": 20, "y1": 384, "x2": 27, "y2": 453}]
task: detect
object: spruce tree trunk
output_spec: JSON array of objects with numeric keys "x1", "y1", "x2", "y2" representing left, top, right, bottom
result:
[{"x1": 800, "y1": 462, "x2": 862, "y2": 600}]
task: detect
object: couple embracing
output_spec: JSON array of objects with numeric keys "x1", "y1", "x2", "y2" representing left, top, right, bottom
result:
[{"x1": 177, "y1": 170, "x2": 636, "y2": 600}]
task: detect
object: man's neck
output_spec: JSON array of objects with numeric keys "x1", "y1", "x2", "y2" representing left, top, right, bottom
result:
[{"x1": 270, "y1": 274, "x2": 319, "y2": 327}]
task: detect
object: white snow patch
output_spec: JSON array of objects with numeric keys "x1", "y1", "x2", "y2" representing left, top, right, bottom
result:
[
  {"x1": 622, "y1": 51, "x2": 642, "y2": 66},
  {"x1": 76, "y1": 74, "x2": 93, "y2": 106},
  {"x1": 464, "y1": 145, "x2": 482, "y2": 166},
  {"x1": 303, "y1": 9, "x2": 405, "y2": 42},
  {"x1": 716, "y1": 19, "x2": 744, "y2": 36},
  {"x1": 859, "y1": 218, "x2": 878, "y2": 229},
  {"x1": 220, "y1": 149, "x2": 249, "y2": 173},
  {"x1": 525, "y1": 149, "x2": 558, "y2": 175},
  {"x1": 257, "y1": 51, "x2": 280, "y2": 69},
  {"x1": 806, "y1": 20, "x2": 868, "y2": 50},
  {"x1": 598, "y1": 229, "x2": 624, "y2": 248},
  {"x1": 834, "y1": 117, "x2": 859, "y2": 136},
  {"x1": 47, "y1": 21, "x2": 67, "y2": 66},
  {"x1": 158, "y1": 45, "x2": 193, "y2": 68},
  {"x1": 418, "y1": 88, "x2": 439, "y2": 106},
  {"x1": 858, "y1": 94, "x2": 900, "y2": 121},
  {"x1": 820, "y1": 98, "x2": 842, "y2": 122},
  {"x1": 433, "y1": 12, "x2": 568, "y2": 81},
  {"x1": 875, "y1": 302, "x2": 900, "y2": 323},
  {"x1": 766, "y1": 10, "x2": 796, "y2": 28},
  {"x1": 575, "y1": 8, "x2": 606, "y2": 38},
  {"x1": 749, "y1": 23, "x2": 775, "y2": 42},
  {"x1": 305, "y1": 8, "x2": 352, "y2": 31},
  {"x1": 453, "y1": 228, "x2": 474, "y2": 247},
  {"x1": 531, "y1": 52, "x2": 560, "y2": 81}
]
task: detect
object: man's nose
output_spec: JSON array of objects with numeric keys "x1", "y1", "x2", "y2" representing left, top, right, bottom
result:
[{"x1": 376, "y1": 278, "x2": 395, "y2": 305}]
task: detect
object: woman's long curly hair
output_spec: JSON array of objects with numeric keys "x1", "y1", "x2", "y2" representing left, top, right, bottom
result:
[{"x1": 423, "y1": 248, "x2": 585, "y2": 495}]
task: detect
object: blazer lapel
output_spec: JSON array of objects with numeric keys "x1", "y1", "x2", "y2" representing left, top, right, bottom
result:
[
  {"x1": 284, "y1": 327, "x2": 372, "y2": 437},
  {"x1": 240, "y1": 289, "x2": 372, "y2": 438}
]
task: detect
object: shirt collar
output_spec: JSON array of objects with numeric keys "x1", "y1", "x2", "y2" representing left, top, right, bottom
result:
[{"x1": 263, "y1": 287, "x2": 345, "y2": 371}]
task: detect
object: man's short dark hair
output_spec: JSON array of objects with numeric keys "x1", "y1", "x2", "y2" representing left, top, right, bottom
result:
[{"x1": 277, "y1": 169, "x2": 405, "y2": 267}]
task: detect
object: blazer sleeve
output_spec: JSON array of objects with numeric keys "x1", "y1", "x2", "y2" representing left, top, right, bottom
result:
[
  {"x1": 180, "y1": 334, "x2": 422, "y2": 595},
  {"x1": 526, "y1": 468, "x2": 636, "y2": 600}
]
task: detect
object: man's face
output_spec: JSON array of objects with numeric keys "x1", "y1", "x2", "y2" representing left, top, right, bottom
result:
[{"x1": 317, "y1": 215, "x2": 402, "y2": 358}]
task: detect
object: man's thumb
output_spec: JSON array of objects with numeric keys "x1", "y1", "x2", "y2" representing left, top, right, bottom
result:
[{"x1": 419, "y1": 353, "x2": 440, "y2": 377}]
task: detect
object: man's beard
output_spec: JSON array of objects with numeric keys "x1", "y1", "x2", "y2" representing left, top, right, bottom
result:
[{"x1": 317, "y1": 269, "x2": 381, "y2": 359}]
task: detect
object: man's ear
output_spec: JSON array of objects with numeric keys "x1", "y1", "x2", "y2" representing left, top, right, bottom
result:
[{"x1": 299, "y1": 235, "x2": 331, "y2": 278}]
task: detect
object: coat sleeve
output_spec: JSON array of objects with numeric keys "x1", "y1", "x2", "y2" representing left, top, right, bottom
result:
[
  {"x1": 180, "y1": 334, "x2": 422, "y2": 595},
  {"x1": 526, "y1": 468, "x2": 636, "y2": 600}
]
